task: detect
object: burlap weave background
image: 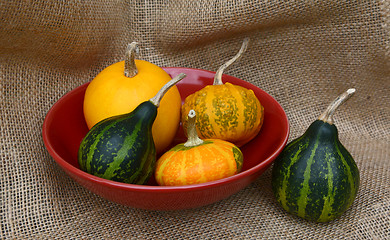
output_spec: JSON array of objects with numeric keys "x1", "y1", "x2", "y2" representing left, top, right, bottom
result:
[{"x1": 1, "y1": 0, "x2": 389, "y2": 239}]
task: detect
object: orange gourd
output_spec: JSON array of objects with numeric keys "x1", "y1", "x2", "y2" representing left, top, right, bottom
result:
[
  {"x1": 155, "y1": 110, "x2": 243, "y2": 186},
  {"x1": 181, "y1": 38, "x2": 264, "y2": 147},
  {"x1": 83, "y1": 42, "x2": 182, "y2": 154}
]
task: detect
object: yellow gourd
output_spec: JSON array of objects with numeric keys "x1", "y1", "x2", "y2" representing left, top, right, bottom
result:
[
  {"x1": 181, "y1": 38, "x2": 264, "y2": 147},
  {"x1": 83, "y1": 42, "x2": 182, "y2": 154}
]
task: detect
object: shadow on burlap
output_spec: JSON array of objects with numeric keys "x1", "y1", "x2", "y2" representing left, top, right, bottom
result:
[{"x1": 1, "y1": 1, "x2": 389, "y2": 239}]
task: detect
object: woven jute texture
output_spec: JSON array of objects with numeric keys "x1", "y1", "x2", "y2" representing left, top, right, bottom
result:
[{"x1": 1, "y1": 0, "x2": 389, "y2": 239}]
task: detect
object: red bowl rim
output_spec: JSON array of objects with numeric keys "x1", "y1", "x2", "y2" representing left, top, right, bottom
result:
[{"x1": 42, "y1": 67, "x2": 289, "y2": 193}]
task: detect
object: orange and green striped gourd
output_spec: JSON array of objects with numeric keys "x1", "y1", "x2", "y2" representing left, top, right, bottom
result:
[
  {"x1": 181, "y1": 38, "x2": 264, "y2": 147},
  {"x1": 155, "y1": 109, "x2": 243, "y2": 186},
  {"x1": 271, "y1": 89, "x2": 360, "y2": 222}
]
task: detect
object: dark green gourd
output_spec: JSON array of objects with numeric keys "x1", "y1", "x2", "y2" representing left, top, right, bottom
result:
[
  {"x1": 272, "y1": 89, "x2": 360, "y2": 222},
  {"x1": 78, "y1": 73, "x2": 186, "y2": 185}
]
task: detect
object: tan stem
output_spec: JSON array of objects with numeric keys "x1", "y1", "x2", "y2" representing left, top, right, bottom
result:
[
  {"x1": 213, "y1": 37, "x2": 250, "y2": 85},
  {"x1": 149, "y1": 73, "x2": 187, "y2": 107},
  {"x1": 184, "y1": 110, "x2": 204, "y2": 147},
  {"x1": 318, "y1": 88, "x2": 356, "y2": 124},
  {"x1": 124, "y1": 42, "x2": 139, "y2": 78}
]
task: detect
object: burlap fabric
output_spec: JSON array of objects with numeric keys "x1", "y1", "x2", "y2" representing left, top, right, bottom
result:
[{"x1": 1, "y1": 0, "x2": 389, "y2": 239}]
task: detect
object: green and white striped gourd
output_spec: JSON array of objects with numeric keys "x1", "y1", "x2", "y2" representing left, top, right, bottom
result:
[
  {"x1": 271, "y1": 88, "x2": 360, "y2": 222},
  {"x1": 78, "y1": 73, "x2": 186, "y2": 185}
]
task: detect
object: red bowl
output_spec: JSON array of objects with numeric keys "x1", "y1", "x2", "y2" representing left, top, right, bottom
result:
[{"x1": 42, "y1": 67, "x2": 289, "y2": 210}]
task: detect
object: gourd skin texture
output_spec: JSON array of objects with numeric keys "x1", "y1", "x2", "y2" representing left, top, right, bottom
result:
[
  {"x1": 271, "y1": 120, "x2": 360, "y2": 222},
  {"x1": 181, "y1": 83, "x2": 264, "y2": 147},
  {"x1": 78, "y1": 101, "x2": 157, "y2": 185},
  {"x1": 83, "y1": 60, "x2": 181, "y2": 154},
  {"x1": 155, "y1": 139, "x2": 243, "y2": 186}
]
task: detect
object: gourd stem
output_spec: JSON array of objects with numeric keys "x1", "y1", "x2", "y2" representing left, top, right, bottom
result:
[
  {"x1": 318, "y1": 88, "x2": 356, "y2": 124},
  {"x1": 149, "y1": 73, "x2": 187, "y2": 107},
  {"x1": 124, "y1": 42, "x2": 139, "y2": 78},
  {"x1": 184, "y1": 110, "x2": 204, "y2": 147},
  {"x1": 213, "y1": 37, "x2": 250, "y2": 85}
]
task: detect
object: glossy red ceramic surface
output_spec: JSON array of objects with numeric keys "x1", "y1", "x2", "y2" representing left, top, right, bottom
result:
[{"x1": 42, "y1": 67, "x2": 289, "y2": 210}]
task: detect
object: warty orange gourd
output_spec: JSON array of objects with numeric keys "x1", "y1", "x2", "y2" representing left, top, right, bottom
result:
[{"x1": 181, "y1": 38, "x2": 264, "y2": 147}]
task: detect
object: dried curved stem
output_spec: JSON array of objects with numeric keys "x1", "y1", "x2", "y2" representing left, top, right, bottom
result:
[
  {"x1": 184, "y1": 110, "x2": 204, "y2": 147},
  {"x1": 149, "y1": 73, "x2": 187, "y2": 107},
  {"x1": 318, "y1": 88, "x2": 356, "y2": 124},
  {"x1": 124, "y1": 42, "x2": 139, "y2": 78},
  {"x1": 213, "y1": 37, "x2": 250, "y2": 85}
]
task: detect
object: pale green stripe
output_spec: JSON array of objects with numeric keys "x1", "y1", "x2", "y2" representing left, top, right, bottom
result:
[
  {"x1": 134, "y1": 153, "x2": 154, "y2": 184},
  {"x1": 278, "y1": 136, "x2": 307, "y2": 210},
  {"x1": 318, "y1": 151, "x2": 335, "y2": 222},
  {"x1": 335, "y1": 142, "x2": 357, "y2": 207},
  {"x1": 101, "y1": 120, "x2": 142, "y2": 180},
  {"x1": 297, "y1": 136, "x2": 319, "y2": 218},
  {"x1": 86, "y1": 121, "x2": 117, "y2": 172}
]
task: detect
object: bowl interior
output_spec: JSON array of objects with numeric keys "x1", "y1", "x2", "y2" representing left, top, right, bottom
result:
[{"x1": 43, "y1": 67, "x2": 289, "y2": 188}]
